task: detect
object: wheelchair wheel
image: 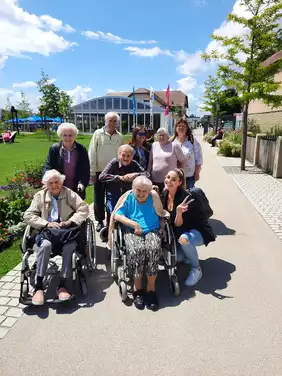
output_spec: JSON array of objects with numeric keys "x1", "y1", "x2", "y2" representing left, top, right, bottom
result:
[
  {"x1": 22, "y1": 283, "x2": 29, "y2": 300},
  {"x1": 110, "y1": 233, "x2": 118, "y2": 279},
  {"x1": 119, "y1": 281, "x2": 127, "y2": 302},
  {"x1": 86, "y1": 219, "x2": 96, "y2": 269},
  {"x1": 170, "y1": 274, "x2": 180, "y2": 297}
]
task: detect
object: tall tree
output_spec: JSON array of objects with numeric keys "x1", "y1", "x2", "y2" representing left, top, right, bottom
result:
[
  {"x1": 37, "y1": 71, "x2": 61, "y2": 118},
  {"x1": 202, "y1": 0, "x2": 282, "y2": 170},
  {"x1": 17, "y1": 91, "x2": 32, "y2": 118},
  {"x1": 59, "y1": 91, "x2": 73, "y2": 121},
  {"x1": 200, "y1": 75, "x2": 223, "y2": 130},
  {"x1": 2, "y1": 97, "x2": 12, "y2": 122}
]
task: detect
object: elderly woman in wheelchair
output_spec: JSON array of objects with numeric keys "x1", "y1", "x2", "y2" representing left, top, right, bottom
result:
[
  {"x1": 109, "y1": 176, "x2": 170, "y2": 311},
  {"x1": 23, "y1": 169, "x2": 89, "y2": 306}
]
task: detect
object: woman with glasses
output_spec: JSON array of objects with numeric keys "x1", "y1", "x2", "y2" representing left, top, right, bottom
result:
[
  {"x1": 44, "y1": 123, "x2": 90, "y2": 200},
  {"x1": 129, "y1": 126, "x2": 151, "y2": 170},
  {"x1": 172, "y1": 119, "x2": 203, "y2": 189}
]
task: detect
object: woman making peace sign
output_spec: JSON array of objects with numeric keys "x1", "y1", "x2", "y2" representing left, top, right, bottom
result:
[{"x1": 162, "y1": 169, "x2": 215, "y2": 286}]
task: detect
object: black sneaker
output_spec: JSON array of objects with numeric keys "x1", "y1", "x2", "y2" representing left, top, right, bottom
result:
[
  {"x1": 146, "y1": 291, "x2": 159, "y2": 312},
  {"x1": 96, "y1": 222, "x2": 104, "y2": 232},
  {"x1": 133, "y1": 290, "x2": 145, "y2": 310}
]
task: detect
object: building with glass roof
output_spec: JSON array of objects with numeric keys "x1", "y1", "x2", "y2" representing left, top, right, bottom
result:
[{"x1": 70, "y1": 88, "x2": 189, "y2": 133}]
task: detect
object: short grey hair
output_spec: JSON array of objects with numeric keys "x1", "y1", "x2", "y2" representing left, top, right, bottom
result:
[
  {"x1": 132, "y1": 176, "x2": 153, "y2": 192},
  {"x1": 42, "y1": 169, "x2": 65, "y2": 185},
  {"x1": 105, "y1": 112, "x2": 120, "y2": 122},
  {"x1": 118, "y1": 144, "x2": 134, "y2": 155},
  {"x1": 57, "y1": 122, "x2": 79, "y2": 138},
  {"x1": 156, "y1": 127, "x2": 169, "y2": 136}
]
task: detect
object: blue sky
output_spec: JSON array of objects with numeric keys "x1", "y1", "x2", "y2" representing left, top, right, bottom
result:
[{"x1": 0, "y1": 0, "x2": 239, "y2": 114}]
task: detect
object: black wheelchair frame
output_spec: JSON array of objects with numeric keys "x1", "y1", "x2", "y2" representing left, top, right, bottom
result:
[{"x1": 19, "y1": 218, "x2": 97, "y2": 305}]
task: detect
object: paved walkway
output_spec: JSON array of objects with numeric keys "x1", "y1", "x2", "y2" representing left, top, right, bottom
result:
[{"x1": 1, "y1": 136, "x2": 282, "y2": 376}]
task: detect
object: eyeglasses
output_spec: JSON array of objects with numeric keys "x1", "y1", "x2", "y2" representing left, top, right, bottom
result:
[{"x1": 137, "y1": 132, "x2": 147, "y2": 136}]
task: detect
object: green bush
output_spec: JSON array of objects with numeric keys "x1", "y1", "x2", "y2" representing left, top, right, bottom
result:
[
  {"x1": 203, "y1": 129, "x2": 215, "y2": 144},
  {"x1": 224, "y1": 130, "x2": 242, "y2": 144},
  {"x1": 267, "y1": 125, "x2": 282, "y2": 139},
  {"x1": 218, "y1": 139, "x2": 241, "y2": 157},
  {"x1": 248, "y1": 119, "x2": 261, "y2": 135}
]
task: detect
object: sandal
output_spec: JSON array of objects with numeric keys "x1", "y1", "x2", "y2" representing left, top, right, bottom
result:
[
  {"x1": 57, "y1": 287, "x2": 71, "y2": 302},
  {"x1": 32, "y1": 289, "x2": 44, "y2": 306}
]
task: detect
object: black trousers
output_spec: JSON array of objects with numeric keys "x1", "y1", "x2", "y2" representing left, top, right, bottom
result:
[{"x1": 94, "y1": 172, "x2": 105, "y2": 222}]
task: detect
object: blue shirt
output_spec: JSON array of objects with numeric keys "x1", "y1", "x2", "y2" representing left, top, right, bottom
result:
[{"x1": 116, "y1": 192, "x2": 160, "y2": 234}]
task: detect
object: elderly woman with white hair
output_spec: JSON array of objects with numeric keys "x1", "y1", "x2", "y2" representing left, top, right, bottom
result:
[
  {"x1": 147, "y1": 127, "x2": 187, "y2": 192},
  {"x1": 99, "y1": 144, "x2": 150, "y2": 227},
  {"x1": 23, "y1": 169, "x2": 89, "y2": 306},
  {"x1": 44, "y1": 122, "x2": 90, "y2": 200},
  {"x1": 111, "y1": 176, "x2": 169, "y2": 311}
]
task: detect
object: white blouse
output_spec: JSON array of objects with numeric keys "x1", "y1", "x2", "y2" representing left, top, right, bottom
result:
[{"x1": 173, "y1": 137, "x2": 203, "y2": 177}]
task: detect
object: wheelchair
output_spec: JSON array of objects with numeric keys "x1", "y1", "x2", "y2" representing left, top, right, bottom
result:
[
  {"x1": 110, "y1": 220, "x2": 180, "y2": 302},
  {"x1": 19, "y1": 218, "x2": 97, "y2": 305}
]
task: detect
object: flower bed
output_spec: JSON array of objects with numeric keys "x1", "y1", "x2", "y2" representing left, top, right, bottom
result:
[{"x1": 0, "y1": 161, "x2": 43, "y2": 251}]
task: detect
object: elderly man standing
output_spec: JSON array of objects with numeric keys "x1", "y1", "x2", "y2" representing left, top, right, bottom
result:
[{"x1": 89, "y1": 112, "x2": 123, "y2": 232}]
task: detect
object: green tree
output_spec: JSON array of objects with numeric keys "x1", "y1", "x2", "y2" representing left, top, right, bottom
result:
[
  {"x1": 200, "y1": 75, "x2": 222, "y2": 119},
  {"x1": 2, "y1": 97, "x2": 12, "y2": 122},
  {"x1": 37, "y1": 71, "x2": 61, "y2": 118},
  {"x1": 59, "y1": 91, "x2": 73, "y2": 121},
  {"x1": 202, "y1": 0, "x2": 282, "y2": 170},
  {"x1": 17, "y1": 91, "x2": 32, "y2": 119}
]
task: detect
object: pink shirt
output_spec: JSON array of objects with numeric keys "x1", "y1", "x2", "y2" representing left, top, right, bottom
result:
[{"x1": 148, "y1": 141, "x2": 187, "y2": 183}]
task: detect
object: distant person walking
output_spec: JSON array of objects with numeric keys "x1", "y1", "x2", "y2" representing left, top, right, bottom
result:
[
  {"x1": 88, "y1": 112, "x2": 123, "y2": 232},
  {"x1": 44, "y1": 123, "x2": 90, "y2": 200}
]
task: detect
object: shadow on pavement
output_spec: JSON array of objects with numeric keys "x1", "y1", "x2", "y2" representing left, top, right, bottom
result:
[
  {"x1": 209, "y1": 218, "x2": 236, "y2": 236},
  {"x1": 23, "y1": 246, "x2": 113, "y2": 318},
  {"x1": 157, "y1": 257, "x2": 236, "y2": 309}
]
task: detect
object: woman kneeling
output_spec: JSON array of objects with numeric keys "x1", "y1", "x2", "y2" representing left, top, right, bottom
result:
[
  {"x1": 23, "y1": 169, "x2": 89, "y2": 305},
  {"x1": 112, "y1": 176, "x2": 169, "y2": 311}
]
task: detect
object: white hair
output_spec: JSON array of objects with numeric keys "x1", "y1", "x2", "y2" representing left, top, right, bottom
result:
[
  {"x1": 105, "y1": 112, "x2": 120, "y2": 122},
  {"x1": 118, "y1": 144, "x2": 134, "y2": 155},
  {"x1": 42, "y1": 169, "x2": 65, "y2": 185},
  {"x1": 156, "y1": 127, "x2": 169, "y2": 136},
  {"x1": 57, "y1": 122, "x2": 79, "y2": 138},
  {"x1": 132, "y1": 176, "x2": 153, "y2": 192}
]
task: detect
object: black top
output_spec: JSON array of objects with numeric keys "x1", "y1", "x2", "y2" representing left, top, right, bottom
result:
[
  {"x1": 162, "y1": 187, "x2": 215, "y2": 246},
  {"x1": 99, "y1": 158, "x2": 150, "y2": 201},
  {"x1": 131, "y1": 143, "x2": 151, "y2": 170},
  {"x1": 43, "y1": 141, "x2": 90, "y2": 193}
]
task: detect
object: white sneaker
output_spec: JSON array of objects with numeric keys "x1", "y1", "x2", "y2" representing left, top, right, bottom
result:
[{"x1": 185, "y1": 267, "x2": 203, "y2": 287}]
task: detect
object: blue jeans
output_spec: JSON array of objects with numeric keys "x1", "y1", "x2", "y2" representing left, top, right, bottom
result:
[
  {"x1": 186, "y1": 176, "x2": 195, "y2": 189},
  {"x1": 177, "y1": 230, "x2": 204, "y2": 268}
]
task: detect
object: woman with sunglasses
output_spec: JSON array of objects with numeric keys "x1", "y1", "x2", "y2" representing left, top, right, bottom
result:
[
  {"x1": 129, "y1": 126, "x2": 151, "y2": 170},
  {"x1": 43, "y1": 123, "x2": 90, "y2": 200}
]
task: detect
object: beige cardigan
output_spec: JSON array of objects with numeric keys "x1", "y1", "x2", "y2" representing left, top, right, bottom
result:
[
  {"x1": 108, "y1": 189, "x2": 170, "y2": 248},
  {"x1": 23, "y1": 187, "x2": 89, "y2": 230}
]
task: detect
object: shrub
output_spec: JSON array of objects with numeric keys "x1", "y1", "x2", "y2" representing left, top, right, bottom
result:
[
  {"x1": 218, "y1": 139, "x2": 241, "y2": 157},
  {"x1": 203, "y1": 129, "x2": 215, "y2": 144},
  {"x1": 266, "y1": 125, "x2": 282, "y2": 139},
  {"x1": 248, "y1": 119, "x2": 261, "y2": 135},
  {"x1": 8, "y1": 222, "x2": 26, "y2": 237},
  {"x1": 5, "y1": 198, "x2": 31, "y2": 226},
  {"x1": 24, "y1": 161, "x2": 44, "y2": 188}
]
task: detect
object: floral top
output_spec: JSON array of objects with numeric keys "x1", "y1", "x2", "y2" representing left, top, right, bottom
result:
[{"x1": 173, "y1": 137, "x2": 203, "y2": 177}]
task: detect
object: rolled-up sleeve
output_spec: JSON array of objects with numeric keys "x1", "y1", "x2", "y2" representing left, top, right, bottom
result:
[{"x1": 194, "y1": 138, "x2": 203, "y2": 165}]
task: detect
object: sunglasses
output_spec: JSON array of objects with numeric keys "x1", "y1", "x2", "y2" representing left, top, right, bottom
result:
[{"x1": 137, "y1": 132, "x2": 147, "y2": 136}]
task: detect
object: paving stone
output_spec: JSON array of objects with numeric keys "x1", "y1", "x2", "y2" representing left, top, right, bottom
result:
[
  {"x1": 7, "y1": 298, "x2": 19, "y2": 307},
  {"x1": 0, "y1": 275, "x2": 16, "y2": 283},
  {"x1": 0, "y1": 290, "x2": 11, "y2": 297},
  {"x1": 0, "y1": 306, "x2": 8, "y2": 315},
  {"x1": 2, "y1": 283, "x2": 16, "y2": 290},
  {"x1": 0, "y1": 315, "x2": 6, "y2": 324},
  {"x1": 1, "y1": 317, "x2": 18, "y2": 328},
  {"x1": 8, "y1": 290, "x2": 20, "y2": 298},
  {"x1": 0, "y1": 282, "x2": 4, "y2": 289},
  {"x1": 13, "y1": 277, "x2": 21, "y2": 284},
  {"x1": 5, "y1": 307, "x2": 23, "y2": 318},
  {"x1": 12, "y1": 285, "x2": 21, "y2": 291},
  {"x1": 0, "y1": 297, "x2": 11, "y2": 305},
  {"x1": 0, "y1": 327, "x2": 9, "y2": 339},
  {"x1": 6, "y1": 270, "x2": 19, "y2": 277}
]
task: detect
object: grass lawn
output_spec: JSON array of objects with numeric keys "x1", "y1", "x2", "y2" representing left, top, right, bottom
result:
[{"x1": 0, "y1": 131, "x2": 130, "y2": 277}]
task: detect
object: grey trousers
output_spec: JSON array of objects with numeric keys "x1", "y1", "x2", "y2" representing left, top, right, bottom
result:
[{"x1": 34, "y1": 239, "x2": 76, "y2": 279}]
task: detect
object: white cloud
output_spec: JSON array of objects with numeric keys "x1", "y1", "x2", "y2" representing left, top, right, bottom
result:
[
  {"x1": 0, "y1": 0, "x2": 77, "y2": 66},
  {"x1": 82, "y1": 30, "x2": 156, "y2": 45},
  {"x1": 40, "y1": 15, "x2": 76, "y2": 33},
  {"x1": 67, "y1": 85, "x2": 93, "y2": 105},
  {"x1": 0, "y1": 55, "x2": 8, "y2": 69},
  {"x1": 177, "y1": 76, "x2": 197, "y2": 94},
  {"x1": 106, "y1": 89, "x2": 115, "y2": 94},
  {"x1": 176, "y1": 50, "x2": 208, "y2": 76},
  {"x1": 12, "y1": 80, "x2": 37, "y2": 88},
  {"x1": 124, "y1": 46, "x2": 173, "y2": 57}
]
